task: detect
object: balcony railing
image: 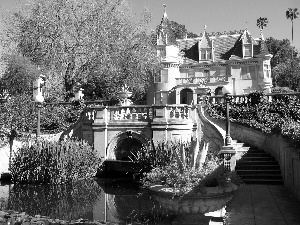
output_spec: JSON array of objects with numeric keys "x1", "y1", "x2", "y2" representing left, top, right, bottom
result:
[{"x1": 176, "y1": 77, "x2": 209, "y2": 85}]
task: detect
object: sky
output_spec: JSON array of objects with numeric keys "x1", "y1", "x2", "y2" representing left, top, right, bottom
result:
[
  {"x1": 127, "y1": 0, "x2": 300, "y2": 50},
  {"x1": 0, "y1": 0, "x2": 300, "y2": 50}
]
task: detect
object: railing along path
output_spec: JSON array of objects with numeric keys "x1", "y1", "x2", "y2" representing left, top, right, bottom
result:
[{"x1": 207, "y1": 92, "x2": 300, "y2": 104}]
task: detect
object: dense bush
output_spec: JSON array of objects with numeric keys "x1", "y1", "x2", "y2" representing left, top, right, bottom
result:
[
  {"x1": 10, "y1": 138, "x2": 101, "y2": 184},
  {"x1": 205, "y1": 91, "x2": 300, "y2": 151}
]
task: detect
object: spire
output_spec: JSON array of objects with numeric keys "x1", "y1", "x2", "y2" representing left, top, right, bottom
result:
[
  {"x1": 204, "y1": 25, "x2": 207, "y2": 32},
  {"x1": 260, "y1": 28, "x2": 264, "y2": 40},
  {"x1": 163, "y1": 3, "x2": 167, "y2": 19},
  {"x1": 245, "y1": 21, "x2": 248, "y2": 30}
]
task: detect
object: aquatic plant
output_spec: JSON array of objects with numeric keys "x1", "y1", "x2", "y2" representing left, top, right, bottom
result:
[
  {"x1": 10, "y1": 138, "x2": 101, "y2": 184},
  {"x1": 7, "y1": 179, "x2": 102, "y2": 220}
]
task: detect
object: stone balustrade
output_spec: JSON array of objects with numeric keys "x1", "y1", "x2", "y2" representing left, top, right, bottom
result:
[{"x1": 83, "y1": 105, "x2": 197, "y2": 123}]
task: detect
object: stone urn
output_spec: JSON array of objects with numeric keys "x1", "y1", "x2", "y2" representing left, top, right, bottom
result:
[
  {"x1": 149, "y1": 183, "x2": 238, "y2": 224},
  {"x1": 118, "y1": 90, "x2": 132, "y2": 106},
  {"x1": 118, "y1": 91, "x2": 132, "y2": 99}
]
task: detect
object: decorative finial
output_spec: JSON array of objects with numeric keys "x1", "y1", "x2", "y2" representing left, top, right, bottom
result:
[
  {"x1": 246, "y1": 21, "x2": 248, "y2": 30},
  {"x1": 204, "y1": 25, "x2": 207, "y2": 31}
]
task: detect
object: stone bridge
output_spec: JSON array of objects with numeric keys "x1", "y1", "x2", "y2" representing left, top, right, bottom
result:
[{"x1": 61, "y1": 104, "x2": 210, "y2": 163}]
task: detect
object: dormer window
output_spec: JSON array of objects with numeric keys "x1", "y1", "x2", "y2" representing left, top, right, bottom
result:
[
  {"x1": 244, "y1": 44, "x2": 252, "y2": 58},
  {"x1": 200, "y1": 49, "x2": 212, "y2": 60}
]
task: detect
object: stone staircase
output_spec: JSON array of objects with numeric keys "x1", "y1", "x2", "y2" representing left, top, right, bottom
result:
[{"x1": 235, "y1": 144, "x2": 283, "y2": 185}]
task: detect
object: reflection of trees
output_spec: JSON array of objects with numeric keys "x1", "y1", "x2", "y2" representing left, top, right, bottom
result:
[{"x1": 7, "y1": 179, "x2": 102, "y2": 220}]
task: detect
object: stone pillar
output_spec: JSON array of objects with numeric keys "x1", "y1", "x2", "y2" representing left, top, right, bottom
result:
[
  {"x1": 219, "y1": 146, "x2": 236, "y2": 171},
  {"x1": 93, "y1": 107, "x2": 108, "y2": 160}
]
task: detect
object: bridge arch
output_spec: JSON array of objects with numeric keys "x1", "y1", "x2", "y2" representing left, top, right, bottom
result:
[{"x1": 106, "y1": 130, "x2": 149, "y2": 160}]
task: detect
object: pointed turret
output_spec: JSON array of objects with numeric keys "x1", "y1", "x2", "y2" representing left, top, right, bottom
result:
[
  {"x1": 157, "y1": 3, "x2": 170, "y2": 45},
  {"x1": 255, "y1": 28, "x2": 271, "y2": 57}
]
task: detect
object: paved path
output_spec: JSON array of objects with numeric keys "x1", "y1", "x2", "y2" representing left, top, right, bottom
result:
[{"x1": 225, "y1": 184, "x2": 300, "y2": 225}]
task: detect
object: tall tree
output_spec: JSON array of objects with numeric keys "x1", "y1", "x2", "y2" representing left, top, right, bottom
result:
[
  {"x1": 286, "y1": 8, "x2": 299, "y2": 89},
  {"x1": 1, "y1": 0, "x2": 158, "y2": 100},
  {"x1": 286, "y1": 8, "x2": 299, "y2": 45},
  {"x1": 265, "y1": 37, "x2": 300, "y2": 88},
  {"x1": 265, "y1": 38, "x2": 294, "y2": 69}
]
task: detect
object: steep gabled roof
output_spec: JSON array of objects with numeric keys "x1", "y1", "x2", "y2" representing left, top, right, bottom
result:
[
  {"x1": 214, "y1": 34, "x2": 242, "y2": 60},
  {"x1": 167, "y1": 26, "x2": 269, "y2": 63}
]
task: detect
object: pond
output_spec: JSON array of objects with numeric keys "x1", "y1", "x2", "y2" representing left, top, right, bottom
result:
[{"x1": 0, "y1": 179, "x2": 226, "y2": 225}]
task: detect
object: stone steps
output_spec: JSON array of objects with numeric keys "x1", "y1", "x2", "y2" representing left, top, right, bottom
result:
[{"x1": 234, "y1": 144, "x2": 283, "y2": 185}]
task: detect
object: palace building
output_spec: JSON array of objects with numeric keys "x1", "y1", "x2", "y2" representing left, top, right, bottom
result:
[{"x1": 147, "y1": 5, "x2": 273, "y2": 105}]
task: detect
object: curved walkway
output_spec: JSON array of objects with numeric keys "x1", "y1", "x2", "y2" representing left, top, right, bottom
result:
[{"x1": 225, "y1": 184, "x2": 300, "y2": 225}]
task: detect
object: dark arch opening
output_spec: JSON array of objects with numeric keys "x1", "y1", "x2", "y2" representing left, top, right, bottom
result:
[
  {"x1": 215, "y1": 87, "x2": 223, "y2": 96},
  {"x1": 115, "y1": 138, "x2": 143, "y2": 161}
]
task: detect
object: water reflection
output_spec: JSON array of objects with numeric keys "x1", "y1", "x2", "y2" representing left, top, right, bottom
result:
[{"x1": 0, "y1": 179, "x2": 227, "y2": 224}]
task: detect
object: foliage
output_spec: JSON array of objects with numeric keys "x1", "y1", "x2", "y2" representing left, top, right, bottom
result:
[
  {"x1": 1, "y1": 0, "x2": 158, "y2": 101},
  {"x1": 7, "y1": 179, "x2": 102, "y2": 220},
  {"x1": 271, "y1": 86, "x2": 295, "y2": 93},
  {"x1": 0, "y1": 94, "x2": 84, "y2": 138},
  {"x1": 265, "y1": 37, "x2": 300, "y2": 89},
  {"x1": 10, "y1": 138, "x2": 101, "y2": 184},
  {"x1": 205, "y1": 91, "x2": 300, "y2": 152},
  {"x1": 0, "y1": 52, "x2": 40, "y2": 95},
  {"x1": 265, "y1": 38, "x2": 295, "y2": 69},
  {"x1": 150, "y1": 20, "x2": 198, "y2": 45}
]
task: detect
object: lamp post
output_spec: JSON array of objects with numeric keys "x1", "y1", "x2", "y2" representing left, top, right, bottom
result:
[
  {"x1": 33, "y1": 75, "x2": 46, "y2": 138},
  {"x1": 222, "y1": 84, "x2": 233, "y2": 146}
]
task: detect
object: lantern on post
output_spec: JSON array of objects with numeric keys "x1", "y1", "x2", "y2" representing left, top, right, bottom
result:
[
  {"x1": 219, "y1": 83, "x2": 236, "y2": 171},
  {"x1": 222, "y1": 84, "x2": 233, "y2": 146}
]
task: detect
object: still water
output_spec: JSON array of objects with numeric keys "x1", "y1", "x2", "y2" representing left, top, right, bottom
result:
[{"x1": 0, "y1": 179, "x2": 226, "y2": 224}]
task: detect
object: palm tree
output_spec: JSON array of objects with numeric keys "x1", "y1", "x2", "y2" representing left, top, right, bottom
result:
[
  {"x1": 286, "y1": 8, "x2": 299, "y2": 89},
  {"x1": 256, "y1": 17, "x2": 268, "y2": 34},
  {"x1": 286, "y1": 8, "x2": 299, "y2": 45}
]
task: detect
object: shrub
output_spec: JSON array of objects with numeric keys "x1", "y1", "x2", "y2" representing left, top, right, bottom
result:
[{"x1": 10, "y1": 138, "x2": 101, "y2": 184}]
